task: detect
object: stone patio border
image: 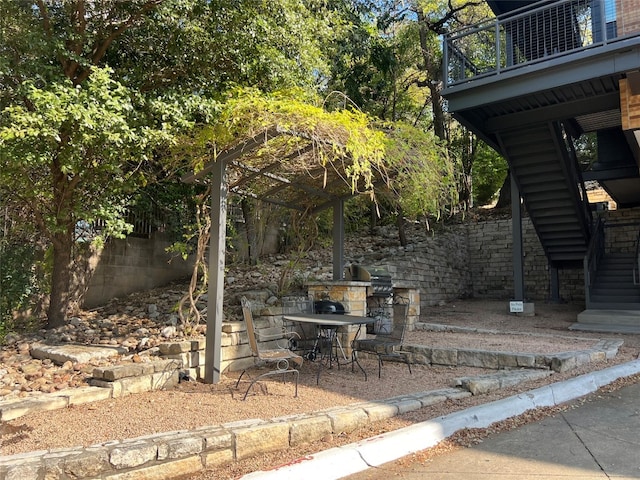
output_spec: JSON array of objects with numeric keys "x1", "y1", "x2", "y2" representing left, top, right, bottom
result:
[{"x1": 0, "y1": 336, "x2": 624, "y2": 480}]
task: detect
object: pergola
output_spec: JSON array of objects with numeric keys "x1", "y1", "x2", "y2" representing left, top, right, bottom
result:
[{"x1": 181, "y1": 126, "x2": 388, "y2": 383}]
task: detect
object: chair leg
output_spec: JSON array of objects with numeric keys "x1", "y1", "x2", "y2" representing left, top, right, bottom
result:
[
  {"x1": 241, "y1": 369, "x2": 300, "y2": 401},
  {"x1": 352, "y1": 350, "x2": 368, "y2": 381},
  {"x1": 235, "y1": 370, "x2": 248, "y2": 389}
]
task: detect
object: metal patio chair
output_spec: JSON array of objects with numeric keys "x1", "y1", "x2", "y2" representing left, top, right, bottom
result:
[
  {"x1": 353, "y1": 301, "x2": 412, "y2": 379},
  {"x1": 235, "y1": 296, "x2": 303, "y2": 400}
]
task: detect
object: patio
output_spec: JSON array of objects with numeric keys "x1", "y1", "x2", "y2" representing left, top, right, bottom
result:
[{"x1": 2, "y1": 298, "x2": 639, "y2": 479}]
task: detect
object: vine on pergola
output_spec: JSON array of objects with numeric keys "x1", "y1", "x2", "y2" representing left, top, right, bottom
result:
[{"x1": 175, "y1": 88, "x2": 456, "y2": 329}]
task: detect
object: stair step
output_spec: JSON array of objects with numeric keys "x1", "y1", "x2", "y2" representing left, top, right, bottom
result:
[
  {"x1": 533, "y1": 207, "x2": 580, "y2": 218},
  {"x1": 590, "y1": 295, "x2": 640, "y2": 303},
  {"x1": 570, "y1": 322, "x2": 640, "y2": 333},
  {"x1": 577, "y1": 309, "x2": 640, "y2": 324}
]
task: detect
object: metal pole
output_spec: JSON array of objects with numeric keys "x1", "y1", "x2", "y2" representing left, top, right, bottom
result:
[
  {"x1": 332, "y1": 199, "x2": 345, "y2": 280},
  {"x1": 549, "y1": 264, "x2": 561, "y2": 303},
  {"x1": 511, "y1": 173, "x2": 525, "y2": 301},
  {"x1": 204, "y1": 159, "x2": 228, "y2": 384}
]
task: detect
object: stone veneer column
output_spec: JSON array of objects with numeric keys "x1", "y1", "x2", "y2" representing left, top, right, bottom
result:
[{"x1": 392, "y1": 287, "x2": 420, "y2": 331}]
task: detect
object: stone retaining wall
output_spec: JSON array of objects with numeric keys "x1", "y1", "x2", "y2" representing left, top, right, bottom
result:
[{"x1": 354, "y1": 207, "x2": 640, "y2": 308}]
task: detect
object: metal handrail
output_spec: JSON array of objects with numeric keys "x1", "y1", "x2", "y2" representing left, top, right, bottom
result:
[
  {"x1": 563, "y1": 124, "x2": 593, "y2": 234},
  {"x1": 633, "y1": 226, "x2": 640, "y2": 285},
  {"x1": 444, "y1": 0, "x2": 630, "y2": 88}
]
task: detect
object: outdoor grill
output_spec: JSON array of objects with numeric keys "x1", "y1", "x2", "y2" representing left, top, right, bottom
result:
[{"x1": 345, "y1": 264, "x2": 393, "y2": 297}]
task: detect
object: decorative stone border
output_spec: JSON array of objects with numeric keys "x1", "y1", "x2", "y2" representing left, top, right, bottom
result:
[{"x1": 0, "y1": 388, "x2": 472, "y2": 480}]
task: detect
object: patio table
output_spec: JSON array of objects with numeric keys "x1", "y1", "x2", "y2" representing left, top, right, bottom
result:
[{"x1": 282, "y1": 313, "x2": 376, "y2": 382}]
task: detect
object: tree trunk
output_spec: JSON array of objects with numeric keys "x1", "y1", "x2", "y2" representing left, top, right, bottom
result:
[
  {"x1": 47, "y1": 232, "x2": 72, "y2": 328},
  {"x1": 241, "y1": 198, "x2": 259, "y2": 266},
  {"x1": 416, "y1": 9, "x2": 447, "y2": 142},
  {"x1": 397, "y1": 205, "x2": 407, "y2": 247},
  {"x1": 494, "y1": 169, "x2": 511, "y2": 209}
]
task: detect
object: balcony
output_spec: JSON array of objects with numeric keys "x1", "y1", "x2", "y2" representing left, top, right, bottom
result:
[{"x1": 443, "y1": 0, "x2": 640, "y2": 92}]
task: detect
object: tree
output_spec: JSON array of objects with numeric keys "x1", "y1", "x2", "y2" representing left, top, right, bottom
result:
[
  {"x1": 0, "y1": 0, "x2": 340, "y2": 328},
  {"x1": 0, "y1": 68, "x2": 174, "y2": 327}
]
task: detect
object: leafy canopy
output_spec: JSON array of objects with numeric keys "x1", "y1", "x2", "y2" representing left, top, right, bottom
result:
[{"x1": 0, "y1": 67, "x2": 174, "y2": 240}]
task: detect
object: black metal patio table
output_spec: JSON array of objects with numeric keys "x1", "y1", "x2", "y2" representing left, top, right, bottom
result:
[{"x1": 282, "y1": 313, "x2": 376, "y2": 382}]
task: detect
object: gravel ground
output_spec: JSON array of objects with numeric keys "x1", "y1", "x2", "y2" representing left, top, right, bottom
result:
[{"x1": 3, "y1": 299, "x2": 640, "y2": 480}]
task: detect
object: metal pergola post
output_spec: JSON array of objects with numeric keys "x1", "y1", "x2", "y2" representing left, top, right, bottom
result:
[
  {"x1": 511, "y1": 173, "x2": 525, "y2": 301},
  {"x1": 332, "y1": 198, "x2": 345, "y2": 280},
  {"x1": 204, "y1": 159, "x2": 228, "y2": 384}
]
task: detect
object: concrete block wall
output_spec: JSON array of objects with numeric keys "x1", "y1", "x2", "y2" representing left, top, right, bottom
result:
[
  {"x1": 603, "y1": 208, "x2": 640, "y2": 253},
  {"x1": 82, "y1": 233, "x2": 194, "y2": 309},
  {"x1": 466, "y1": 217, "x2": 584, "y2": 302}
]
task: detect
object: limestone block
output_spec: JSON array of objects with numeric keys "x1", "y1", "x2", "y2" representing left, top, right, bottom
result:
[
  {"x1": 158, "y1": 341, "x2": 193, "y2": 355},
  {"x1": 153, "y1": 359, "x2": 181, "y2": 373},
  {"x1": 62, "y1": 448, "x2": 111, "y2": 478},
  {"x1": 163, "y1": 352, "x2": 189, "y2": 368},
  {"x1": 551, "y1": 353, "x2": 578, "y2": 373},
  {"x1": 89, "y1": 378, "x2": 123, "y2": 397},
  {"x1": 202, "y1": 430, "x2": 233, "y2": 451},
  {"x1": 0, "y1": 395, "x2": 69, "y2": 421},
  {"x1": 152, "y1": 370, "x2": 179, "y2": 390},
  {"x1": 103, "y1": 456, "x2": 204, "y2": 480},
  {"x1": 412, "y1": 391, "x2": 449, "y2": 407},
  {"x1": 222, "y1": 322, "x2": 245, "y2": 333},
  {"x1": 465, "y1": 378, "x2": 500, "y2": 395},
  {"x1": 94, "y1": 363, "x2": 150, "y2": 381},
  {"x1": 289, "y1": 416, "x2": 333, "y2": 447},
  {"x1": 431, "y1": 348, "x2": 458, "y2": 366},
  {"x1": 117, "y1": 374, "x2": 153, "y2": 396},
  {"x1": 513, "y1": 354, "x2": 536, "y2": 368},
  {"x1": 221, "y1": 356, "x2": 255, "y2": 373},
  {"x1": 3, "y1": 460, "x2": 41, "y2": 480},
  {"x1": 233, "y1": 422, "x2": 290, "y2": 460},
  {"x1": 326, "y1": 408, "x2": 368, "y2": 434},
  {"x1": 56, "y1": 386, "x2": 112, "y2": 405},
  {"x1": 157, "y1": 436, "x2": 203, "y2": 460},
  {"x1": 221, "y1": 344, "x2": 252, "y2": 361},
  {"x1": 109, "y1": 442, "x2": 157, "y2": 469},
  {"x1": 361, "y1": 402, "x2": 399, "y2": 422},
  {"x1": 458, "y1": 350, "x2": 499, "y2": 369},
  {"x1": 203, "y1": 449, "x2": 235, "y2": 467},
  {"x1": 389, "y1": 397, "x2": 422, "y2": 414}
]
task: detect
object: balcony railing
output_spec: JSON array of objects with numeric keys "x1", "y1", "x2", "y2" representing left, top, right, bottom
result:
[{"x1": 444, "y1": 0, "x2": 634, "y2": 88}]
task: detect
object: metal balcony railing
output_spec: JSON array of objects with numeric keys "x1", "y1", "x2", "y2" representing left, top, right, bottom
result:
[{"x1": 444, "y1": 0, "x2": 633, "y2": 88}]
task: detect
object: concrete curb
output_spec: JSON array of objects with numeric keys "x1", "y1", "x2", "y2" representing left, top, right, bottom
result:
[{"x1": 241, "y1": 359, "x2": 640, "y2": 479}]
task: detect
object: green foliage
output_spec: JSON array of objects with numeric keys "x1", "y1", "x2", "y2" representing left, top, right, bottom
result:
[
  {"x1": 383, "y1": 122, "x2": 457, "y2": 219},
  {"x1": 0, "y1": 67, "x2": 174, "y2": 243},
  {"x1": 471, "y1": 142, "x2": 508, "y2": 206},
  {"x1": 105, "y1": 0, "x2": 336, "y2": 94},
  {"x1": 0, "y1": 241, "x2": 42, "y2": 341},
  {"x1": 201, "y1": 88, "x2": 387, "y2": 195}
]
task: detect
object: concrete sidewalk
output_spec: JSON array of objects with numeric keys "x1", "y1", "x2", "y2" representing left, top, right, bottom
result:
[{"x1": 241, "y1": 359, "x2": 640, "y2": 480}]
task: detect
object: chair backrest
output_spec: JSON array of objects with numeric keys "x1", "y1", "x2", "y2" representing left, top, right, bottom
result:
[
  {"x1": 389, "y1": 302, "x2": 409, "y2": 343},
  {"x1": 241, "y1": 297, "x2": 260, "y2": 357}
]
